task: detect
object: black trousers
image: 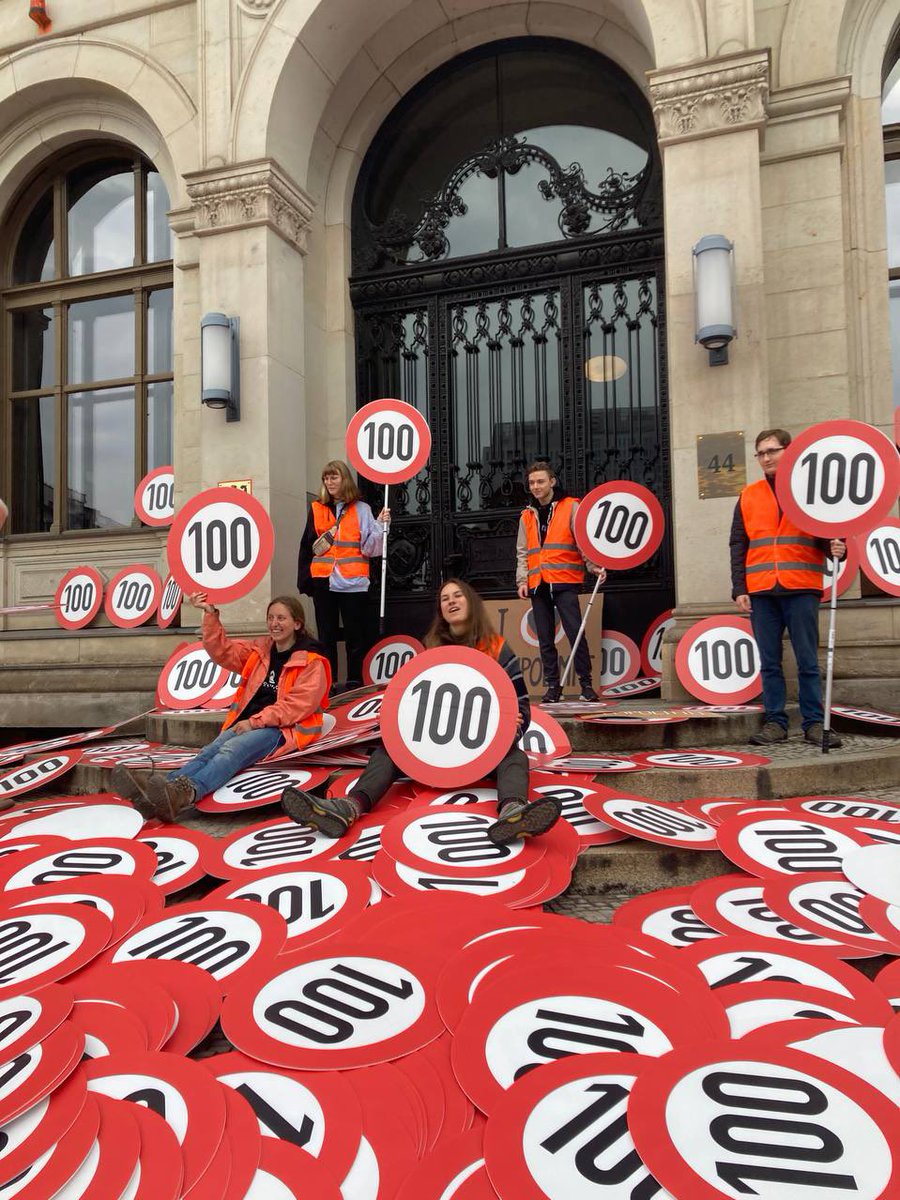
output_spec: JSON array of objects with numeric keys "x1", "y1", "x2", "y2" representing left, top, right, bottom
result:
[
  {"x1": 530, "y1": 583, "x2": 592, "y2": 687},
  {"x1": 351, "y1": 741, "x2": 530, "y2": 812},
  {"x1": 311, "y1": 582, "x2": 374, "y2": 685}
]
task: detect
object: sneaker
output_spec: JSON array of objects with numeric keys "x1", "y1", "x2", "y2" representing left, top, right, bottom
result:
[
  {"x1": 579, "y1": 684, "x2": 601, "y2": 703},
  {"x1": 144, "y1": 773, "x2": 196, "y2": 823},
  {"x1": 804, "y1": 723, "x2": 842, "y2": 749},
  {"x1": 749, "y1": 722, "x2": 788, "y2": 746},
  {"x1": 489, "y1": 796, "x2": 562, "y2": 846},
  {"x1": 282, "y1": 787, "x2": 360, "y2": 838},
  {"x1": 542, "y1": 686, "x2": 562, "y2": 704}
]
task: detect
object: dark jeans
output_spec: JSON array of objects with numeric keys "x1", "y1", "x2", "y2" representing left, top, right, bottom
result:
[
  {"x1": 350, "y1": 741, "x2": 530, "y2": 812},
  {"x1": 530, "y1": 583, "x2": 592, "y2": 688},
  {"x1": 749, "y1": 591, "x2": 824, "y2": 732},
  {"x1": 312, "y1": 582, "x2": 375, "y2": 686}
]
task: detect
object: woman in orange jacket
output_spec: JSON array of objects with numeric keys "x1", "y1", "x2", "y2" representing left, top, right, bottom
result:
[{"x1": 113, "y1": 592, "x2": 330, "y2": 821}]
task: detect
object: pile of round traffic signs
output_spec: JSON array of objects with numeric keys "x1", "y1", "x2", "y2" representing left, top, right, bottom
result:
[{"x1": 0, "y1": 772, "x2": 898, "y2": 1197}]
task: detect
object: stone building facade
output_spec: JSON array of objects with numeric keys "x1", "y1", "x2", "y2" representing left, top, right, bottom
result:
[{"x1": 0, "y1": 0, "x2": 897, "y2": 724}]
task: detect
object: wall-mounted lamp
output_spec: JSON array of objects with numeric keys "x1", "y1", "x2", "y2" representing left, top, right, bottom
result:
[
  {"x1": 693, "y1": 235, "x2": 736, "y2": 366},
  {"x1": 200, "y1": 312, "x2": 240, "y2": 422}
]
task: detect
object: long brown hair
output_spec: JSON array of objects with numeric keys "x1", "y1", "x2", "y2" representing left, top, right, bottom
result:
[
  {"x1": 318, "y1": 460, "x2": 361, "y2": 505},
  {"x1": 424, "y1": 578, "x2": 497, "y2": 649},
  {"x1": 267, "y1": 595, "x2": 307, "y2": 632}
]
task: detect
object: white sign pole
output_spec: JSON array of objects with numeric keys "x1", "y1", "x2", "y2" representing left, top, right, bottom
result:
[
  {"x1": 560, "y1": 572, "x2": 604, "y2": 689},
  {"x1": 822, "y1": 552, "x2": 840, "y2": 755},
  {"x1": 379, "y1": 483, "x2": 389, "y2": 634}
]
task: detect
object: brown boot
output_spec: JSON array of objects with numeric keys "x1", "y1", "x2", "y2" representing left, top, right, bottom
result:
[
  {"x1": 109, "y1": 766, "x2": 156, "y2": 820},
  {"x1": 145, "y1": 774, "x2": 195, "y2": 823}
]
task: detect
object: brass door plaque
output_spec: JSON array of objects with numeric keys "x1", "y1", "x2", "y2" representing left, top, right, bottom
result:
[{"x1": 697, "y1": 431, "x2": 746, "y2": 499}]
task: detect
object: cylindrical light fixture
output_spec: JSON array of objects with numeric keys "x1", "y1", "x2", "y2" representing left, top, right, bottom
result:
[
  {"x1": 693, "y1": 235, "x2": 736, "y2": 366},
  {"x1": 200, "y1": 312, "x2": 240, "y2": 421}
]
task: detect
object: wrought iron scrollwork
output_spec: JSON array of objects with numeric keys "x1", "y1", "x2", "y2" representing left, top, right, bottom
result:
[{"x1": 356, "y1": 135, "x2": 654, "y2": 273}]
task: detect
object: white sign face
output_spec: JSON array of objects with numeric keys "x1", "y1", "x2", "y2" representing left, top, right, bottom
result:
[
  {"x1": 104, "y1": 566, "x2": 161, "y2": 628},
  {"x1": 0, "y1": 803, "x2": 144, "y2": 842},
  {"x1": 843, "y1": 844, "x2": 900, "y2": 908},
  {"x1": 345, "y1": 400, "x2": 431, "y2": 485},
  {"x1": 592, "y1": 797, "x2": 718, "y2": 848},
  {"x1": 718, "y1": 815, "x2": 872, "y2": 877},
  {"x1": 362, "y1": 637, "x2": 423, "y2": 686},
  {"x1": 200, "y1": 768, "x2": 319, "y2": 813},
  {"x1": 676, "y1": 617, "x2": 762, "y2": 704},
  {"x1": 0, "y1": 753, "x2": 82, "y2": 801},
  {"x1": 861, "y1": 520, "x2": 900, "y2": 597},
  {"x1": 55, "y1": 568, "x2": 104, "y2": 631},
  {"x1": 156, "y1": 575, "x2": 182, "y2": 629},
  {"x1": 396, "y1": 810, "x2": 527, "y2": 874},
  {"x1": 168, "y1": 487, "x2": 274, "y2": 604},
  {"x1": 218, "y1": 821, "x2": 343, "y2": 876},
  {"x1": 573, "y1": 483, "x2": 665, "y2": 569},
  {"x1": 598, "y1": 633, "x2": 641, "y2": 687},
  {"x1": 111, "y1": 907, "x2": 269, "y2": 981},
  {"x1": 134, "y1": 468, "x2": 175, "y2": 527},
  {"x1": 219, "y1": 870, "x2": 355, "y2": 943},
  {"x1": 157, "y1": 643, "x2": 227, "y2": 710},
  {"x1": 779, "y1": 422, "x2": 897, "y2": 536},
  {"x1": 642, "y1": 610, "x2": 675, "y2": 675}
]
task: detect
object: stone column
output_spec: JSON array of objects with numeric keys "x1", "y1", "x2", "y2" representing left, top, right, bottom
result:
[
  {"x1": 179, "y1": 159, "x2": 315, "y2": 621},
  {"x1": 648, "y1": 50, "x2": 770, "y2": 696}
]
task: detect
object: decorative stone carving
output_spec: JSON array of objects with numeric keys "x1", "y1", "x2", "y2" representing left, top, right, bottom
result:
[
  {"x1": 236, "y1": 0, "x2": 276, "y2": 13},
  {"x1": 185, "y1": 159, "x2": 314, "y2": 253},
  {"x1": 649, "y1": 51, "x2": 769, "y2": 146}
]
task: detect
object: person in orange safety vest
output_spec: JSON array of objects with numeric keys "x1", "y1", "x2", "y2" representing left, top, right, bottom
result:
[
  {"x1": 730, "y1": 428, "x2": 846, "y2": 748},
  {"x1": 516, "y1": 461, "x2": 606, "y2": 703}
]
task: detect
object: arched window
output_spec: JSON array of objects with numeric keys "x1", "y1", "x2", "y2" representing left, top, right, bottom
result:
[{"x1": 2, "y1": 146, "x2": 174, "y2": 535}]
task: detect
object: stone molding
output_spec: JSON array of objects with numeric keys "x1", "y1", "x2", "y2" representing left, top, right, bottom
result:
[
  {"x1": 649, "y1": 50, "x2": 770, "y2": 146},
  {"x1": 185, "y1": 159, "x2": 315, "y2": 253},
  {"x1": 236, "y1": 0, "x2": 276, "y2": 12}
]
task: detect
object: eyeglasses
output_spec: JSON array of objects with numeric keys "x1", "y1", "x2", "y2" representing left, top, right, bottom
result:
[{"x1": 755, "y1": 447, "x2": 784, "y2": 459}]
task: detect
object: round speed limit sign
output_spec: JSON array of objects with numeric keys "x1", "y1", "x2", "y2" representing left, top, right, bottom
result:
[
  {"x1": 55, "y1": 566, "x2": 104, "y2": 631},
  {"x1": 157, "y1": 642, "x2": 227, "y2": 710},
  {"x1": 380, "y1": 646, "x2": 519, "y2": 786},
  {"x1": 363, "y1": 635, "x2": 424, "y2": 686},
  {"x1": 599, "y1": 630, "x2": 641, "y2": 686},
  {"x1": 134, "y1": 466, "x2": 175, "y2": 527},
  {"x1": 860, "y1": 519, "x2": 900, "y2": 597},
  {"x1": 167, "y1": 487, "x2": 274, "y2": 604},
  {"x1": 156, "y1": 575, "x2": 182, "y2": 629},
  {"x1": 104, "y1": 565, "x2": 162, "y2": 628},
  {"x1": 675, "y1": 615, "x2": 761, "y2": 704},
  {"x1": 775, "y1": 419, "x2": 900, "y2": 537},
  {"x1": 573, "y1": 481, "x2": 665, "y2": 569},
  {"x1": 345, "y1": 398, "x2": 432, "y2": 485}
]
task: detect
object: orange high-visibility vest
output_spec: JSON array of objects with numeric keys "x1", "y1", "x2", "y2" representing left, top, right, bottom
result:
[
  {"x1": 475, "y1": 635, "x2": 504, "y2": 661},
  {"x1": 522, "y1": 497, "x2": 583, "y2": 589},
  {"x1": 222, "y1": 648, "x2": 331, "y2": 754},
  {"x1": 310, "y1": 501, "x2": 369, "y2": 580},
  {"x1": 740, "y1": 478, "x2": 826, "y2": 593}
]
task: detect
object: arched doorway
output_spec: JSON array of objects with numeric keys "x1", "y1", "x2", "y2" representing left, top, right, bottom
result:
[{"x1": 351, "y1": 38, "x2": 670, "y2": 640}]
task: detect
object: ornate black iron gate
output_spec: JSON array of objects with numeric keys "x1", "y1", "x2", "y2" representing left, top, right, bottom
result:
[{"x1": 350, "y1": 40, "x2": 671, "y2": 640}]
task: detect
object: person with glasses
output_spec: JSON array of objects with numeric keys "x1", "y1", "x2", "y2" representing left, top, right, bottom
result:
[{"x1": 729, "y1": 428, "x2": 846, "y2": 747}]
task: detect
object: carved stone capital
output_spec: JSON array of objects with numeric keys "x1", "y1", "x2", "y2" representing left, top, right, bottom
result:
[
  {"x1": 649, "y1": 50, "x2": 770, "y2": 146},
  {"x1": 236, "y1": 0, "x2": 276, "y2": 13},
  {"x1": 185, "y1": 159, "x2": 315, "y2": 253}
]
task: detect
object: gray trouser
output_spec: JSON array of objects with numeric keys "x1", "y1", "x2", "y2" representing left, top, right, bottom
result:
[{"x1": 352, "y1": 741, "x2": 529, "y2": 812}]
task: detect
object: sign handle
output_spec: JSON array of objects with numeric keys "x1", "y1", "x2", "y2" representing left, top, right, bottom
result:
[
  {"x1": 560, "y1": 572, "x2": 604, "y2": 689},
  {"x1": 379, "y1": 483, "x2": 389, "y2": 635},
  {"x1": 822, "y1": 553, "x2": 840, "y2": 754}
]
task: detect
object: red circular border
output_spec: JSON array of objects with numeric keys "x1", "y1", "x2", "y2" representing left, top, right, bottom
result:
[
  {"x1": 585, "y1": 794, "x2": 720, "y2": 849},
  {"x1": 103, "y1": 564, "x2": 162, "y2": 629},
  {"x1": 156, "y1": 574, "x2": 183, "y2": 629},
  {"x1": 166, "y1": 487, "x2": 275, "y2": 604},
  {"x1": 362, "y1": 635, "x2": 425, "y2": 686},
  {"x1": 612, "y1": 884, "x2": 722, "y2": 947},
  {"x1": 573, "y1": 480, "x2": 665, "y2": 569},
  {"x1": 641, "y1": 608, "x2": 675, "y2": 675},
  {"x1": 715, "y1": 810, "x2": 877, "y2": 878},
  {"x1": 156, "y1": 641, "x2": 228, "y2": 710},
  {"x1": 0, "y1": 750, "x2": 83, "y2": 801},
  {"x1": 674, "y1": 615, "x2": 762, "y2": 704},
  {"x1": 380, "y1": 646, "x2": 520, "y2": 787},
  {"x1": 775, "y1": 418, "x2": 900, "y2": 537},
  {"x1": 598, "y1": 629, "x2": 641, "y2": 685},
  {"x1": 763, "y1": 872, "x2": 899, "y2": 957},
  {"x1": 345, "y1": 399, "x2": 432, "y2": 485},
  {"x1": 860, "y1": 517, "x2": 900, "y2": 597},
  {"x1": 381, "y1": 804, "x2": 548, "y2": 879},
  {"x1": 54, "y1": 566, "x2": 104, "y2": 631},
  {"x1": 629, "y1": 748, "x2": 770, "y2": 769},
  {"x1": 134, "y1": 465, "x2": 175, "y2": 527}
]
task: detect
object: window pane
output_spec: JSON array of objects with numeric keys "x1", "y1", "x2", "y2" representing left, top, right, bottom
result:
[
  {"x1": 884, "y1": 60, "x2": 900, "y2": 126},
  {"x1": 68, "y1": 295, "x2": 135, "y2": 384},
  {"x1": 67, "y1": 387, "x2": 134, "y2": 529},
  {"x1": 13, "y1": 189, "x2": 55, "y2": 284},
  {"x1": 68, "y1": 162, "x2": 135, "y2": 275},
  {"x1": 147, "y1": 380, "x2": 173, "y2": 469},
  {"x1": 12, "y1": 308, "x2": 56, "y2": 391},
  {"x1": 147, "y1": 288, "x2": 174, "y2": 373},
  {"x1": 11, "y1": 396, "x2": 55, "y2": 533},
  {"x1": 147, "y1": 171, "x2": 174, "y2": 263},
  {"x1": 886, "y1": 159, "x2": 900, "y2": 269}
]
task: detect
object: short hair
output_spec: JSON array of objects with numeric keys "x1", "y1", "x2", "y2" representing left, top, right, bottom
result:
[
  {"x1": 526, "y1": 460, "x2": 556, "y2": 481},
  {"x1": 319, "y1": 460, "x2": 361, "y2": 504},
  {"x1": 754, "y1": 429, "x2": 791, "y2": 451}
]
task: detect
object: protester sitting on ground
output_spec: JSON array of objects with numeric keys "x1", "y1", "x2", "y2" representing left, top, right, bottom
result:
[
  {"x1": 112, "y1": 592, "x2": 330, "y2": 821},
  {"x1": 281, "y1": 577, "x2": 562, "y2": 847}
]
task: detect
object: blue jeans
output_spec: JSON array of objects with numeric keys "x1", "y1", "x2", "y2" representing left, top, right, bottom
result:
[
  {"x1": 168, "y1": 726, "x2": 283, "y2": 798},
  {"x1": 749, "y1": 592, "x2": 823, "y2": 732}
]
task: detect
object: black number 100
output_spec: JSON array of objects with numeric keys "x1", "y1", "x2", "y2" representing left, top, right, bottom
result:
[
  {"x1": 799, "y1": 450, "x2": 876, "y2": 506},
  {"x1": 363, "y1": 420, "x2": 414, "y2": 462},
  {"x1": 409, "y1": 679, "x2": 491, "y2": 749},
  {"x1": 187, "y1": 517, "x2": 252, "y2": 573}
]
